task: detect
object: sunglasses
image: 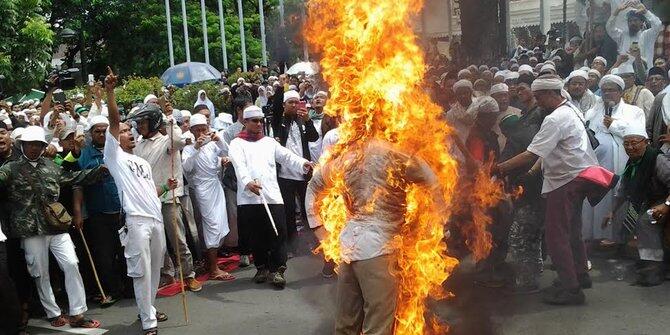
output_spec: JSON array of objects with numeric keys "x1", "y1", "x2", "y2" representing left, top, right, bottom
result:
[{"x1": 248, "y1": 118, "x2": 264, "y2": 124}]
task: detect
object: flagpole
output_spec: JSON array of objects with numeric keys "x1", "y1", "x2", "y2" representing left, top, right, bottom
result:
[
  {"x1": 165, "y1": 0, "x2": 175, "y2": 66},
  {"x1": 217, "y1": 0, "x2": 229, "y2": 70},
  {"x1": 259, "y1": 0, "x2": 268, "y2": 66},
  {"x1": 181, "y1": 0, "x2": 191, "y2": 62},
  {"x1": 237, "y1": 0, "x2": 248, "y2": 71},
  {"x1": 201, "y1": 0, "x2": 210, "y2": 65}
]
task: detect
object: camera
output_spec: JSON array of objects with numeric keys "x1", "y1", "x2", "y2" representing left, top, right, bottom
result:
[{"x1": 46, "y1": 68, "x2": 80, "y2": 91}]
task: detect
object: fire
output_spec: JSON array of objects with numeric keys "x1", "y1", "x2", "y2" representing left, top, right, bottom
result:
[{"x1": 305, "y1": 0, "x2": 504, "y2": 333}]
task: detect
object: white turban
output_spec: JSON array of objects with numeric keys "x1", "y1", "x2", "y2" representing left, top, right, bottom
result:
[
  {"x1": 243, "y1": 105, "x2": 264, "y2": 119},
  {"x1": 623, "y1": 122, "x2": 648, "y2": 139},
  {"x1": 190, "y1": 113, "x2": 209, "y2": 128},
  {"x1": 314, "y1": 91, "x2": 328, "y2": 98},
  {"x1": 599, "y1": 74, "x2": 625, "y2": 90},
  {"x1": 283, "y1": 90, "x2": 301, "y2": 103},
  {"x1": 539, "y1": 64, "x2": 556, "y2": 74},
  {"x1": 505, "y1": 72, "x2": 520, "y2": 81},
  {"x1": 519, "y1": 65, "x2": 534, "y2": 74},
  {"x1": 457, "y1": 69, "x2": 472, "y2": 79},
  {"x1": 453, "y1": 79, "x2": 473, "y2": 91},
  {"x1": 490, "y1": 83, "x2": 509, "y2": 95},
  {"x1": 181, "y1": 110, "x2": 192, "y2": 117},
  {"x1": 475, "y1": 96, "x2": 500, "y2": 114},
  {"x1": 588, "y1": 69, "x2": 602, "y2": 79},
  {"x1": 143, "y1": 94, "x2": 158, "y2": 104},
  {"x1": 88, "y1": 115, "x2": 109, "y2": 130},
  {"x1": 531, "y1": 75, "x2": 564, "y2": 92},
  {"x1": 593, "y1": 56, "x2": 607, "y2": 67},
  {"x1": 566, "y1": 70, "x2": 589, "y2": 83},
  {"x1": 614, "y1": 61, "x2": 634, "y2": 75}
]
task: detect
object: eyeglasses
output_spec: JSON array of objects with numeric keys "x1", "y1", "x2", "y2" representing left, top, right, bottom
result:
[
  {"x1": 623, "y1": 138, "x2": 646, "y2": 147},
  {"x1": 248, "y1": 118, "x2": 264, "y2": 124}
]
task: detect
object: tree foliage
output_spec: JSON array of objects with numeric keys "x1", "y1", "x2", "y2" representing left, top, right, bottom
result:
[{"x1": 0, "y1": 0, "x2": 55, "y2": 96}]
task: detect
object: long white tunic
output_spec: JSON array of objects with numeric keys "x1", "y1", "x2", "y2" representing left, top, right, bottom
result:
[
  {"x1": 582, "y1": 100, "x2": 646, "y2": 240},
  {"x1": 182, "y1": 138, "x2": 229, "y2": 249}
]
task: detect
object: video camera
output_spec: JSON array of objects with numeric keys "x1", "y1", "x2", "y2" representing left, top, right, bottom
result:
[{"x1": 45, "y1": 68, "x2": 80, "y2": 91}]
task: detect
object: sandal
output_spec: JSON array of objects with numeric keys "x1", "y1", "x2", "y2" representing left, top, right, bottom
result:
[
  {"x1": 69, "y1": 316, "x2": 101, "y2": 328},
  {"x1": 209, "y1": 272, "x2": 236, "y2": 281},
  {"x1": 137, "y1": 311, "x2": 168, "y2": 322},
  {"x1": 48, "y1": 315, "x2": 68, "y2": 327},
  {"x1": 144, "y1": 327, "x2": 158, "y2": 335}
]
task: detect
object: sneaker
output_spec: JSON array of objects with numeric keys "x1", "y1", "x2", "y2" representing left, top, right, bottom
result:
[
  {"x1": 186, "y1": 278, "x2": 203, "y2": 292},
  {"x1": 322, "y1": 261, "x2": 336, "y2": 278},
  {"x1": 541, "y1": 287, "x2": 585, "y2": 305},
  {"x1": 239, "y1": 255, "x2": 251, "y2": 268},
  {"x1": 253, "y1": 268, "x2": 270, "y2": 284},
  {"x1": 271, "y1": 271, "x2": 287, "y2": 289}
]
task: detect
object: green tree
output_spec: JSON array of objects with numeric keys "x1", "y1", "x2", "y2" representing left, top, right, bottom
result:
[{"x1": 0, "y1": 0, "x2": 55, "y2": 96}]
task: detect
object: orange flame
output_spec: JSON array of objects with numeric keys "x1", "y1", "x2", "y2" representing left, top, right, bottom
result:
[{"x1": 305, "y1": 0, "x2": 504, "y2": 333}]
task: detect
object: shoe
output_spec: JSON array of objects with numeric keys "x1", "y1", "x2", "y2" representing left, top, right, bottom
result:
[
  {"x1": 550, "y1": 273, "x2": 592, "y2": 290},
  {"x1": 542, "y1": 287, "x2": 585, "y2": 305},
  {"x1": 633, "y1": 261, "x2": 665, "y2": 287},
  {"x1": 271, "y1": 270, "x2": 287, "y2": 289},
  {"x1": 186, "y1": 278, "x2": 203, "y2": 292},
  {"x1": 239, "y1": 255, "x2": 251, "y2": 268},
  {"x1": 322, "y1": 261, "x2": 336, "y2": 278},
  {"x1": 253, "y1": 268, "x2": 270, "y2": 283}
]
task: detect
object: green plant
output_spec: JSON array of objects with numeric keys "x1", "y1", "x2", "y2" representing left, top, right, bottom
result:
[
  {"x1": 114, "y1": 76, "x2": 164, "y2": 107},
  {"x1": 171, "y1": 81, "x2": 228, "y2": 113},
  {"x1": 226, "y1": 71, "x2": 264, "y2": 85}
]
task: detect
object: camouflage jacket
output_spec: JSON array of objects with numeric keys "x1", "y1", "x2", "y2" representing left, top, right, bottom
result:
[{"x1": 0, "y1": 155, "x2": 104, "y2": 238}]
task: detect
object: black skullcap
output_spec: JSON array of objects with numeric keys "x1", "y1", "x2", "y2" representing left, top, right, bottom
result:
[{"x1": 648, "y1": 67, "x2": 668, "y2": 79}]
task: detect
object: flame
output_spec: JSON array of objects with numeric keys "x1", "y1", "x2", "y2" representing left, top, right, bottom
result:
[{"x1": 305, "y1": 0, "x2": 504, "y2": 333}]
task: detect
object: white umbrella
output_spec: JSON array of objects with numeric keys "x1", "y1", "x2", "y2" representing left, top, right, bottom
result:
[{"x1": 286, "y1": 62, "x2": 319, "y2": 75}]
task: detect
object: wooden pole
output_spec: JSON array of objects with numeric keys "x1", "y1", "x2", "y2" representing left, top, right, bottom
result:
[{"x1": 169, "y1": 123, "x2": 189, "y2": 324}]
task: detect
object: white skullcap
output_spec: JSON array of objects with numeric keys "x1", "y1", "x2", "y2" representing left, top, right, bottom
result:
[
  {"x1": 190, "y1": 113, "x2": 208, "y2": 128},
  {"x1": 11, "y1": 127, "x2": 24, "y2": 141},
  {"x1": 505, "y1": 72, "x2": 520, "y2": 81},
  {"x1": 314, "y1": 91, "x2": 328, "y2": 98},
  {"x1": 531, "y1": 75, "x2": 564, "y2": 91},
  {"x1": 588, "y1": 69, "x2": 602, "y2": 78},
  {"x1": 593, "y1": 56, "x2": 607, "y2": 67},
  {"x1": 475, "y1": 96, "x2": 500, "y2": 114},
  {"x1": 243, "y1": 105, "x2": 264, "y2": 119},
  {"x1": 614, "y1": 61, "x2": 634, "y2": 75},
  {"x1": 545, "y1": 60, "x2": 556, "y2": 67},
  {"x1": 599, "y1": 74, "x2": 625, "y2": 90},
  {"x1": 181, "y1": 110, "x2": 192, "y2": 117},
  {"x1": 283, "y1": 90, "x2": 301, "y2": 103},
  {"x1": 579, "y1": 66, "x2": 590, "y2": 72},
  {"x1": 540, "y1": 64, "x2": 556, "y2": 74},
  {"x1": 237, "y1": 77, "x2": 246, "y2": 83},
  {"x1": 88, "y1": 115, "x2": 109, "y2": 129},
  {"x1": 453, "y1": 79, "x2": 474, "y2": 91},
  {"x1": 490, "y1": 83, "x2": 509, "y2": 95},
  {"x1": 623, "y1": 122, "x2": 648, "y2": 139},
  {"x1": 566, "y1": 70, "x2": 589, "y2": 83},
  {"x1": 510, "y1": 58, "x2": 518, "y2": 63},
  {"x1": 551, "y1": 55, "x2": 562, "y2": 62},
  {"x1": 217, "y1": 113, "x2": 233, "y2": 124},
  {"x1": 529, "y1": 56, "x2": 538, "y2": 62},
  {"x1": 457, "y1": 69, "x2": 472, "y2": 79},
  {"x1": 2, "y1": 118, "x2": 11, "y2": 127},
  {"x1": 143, "y1": 94, "x2": 158, "y2": 104},
  {"x1": 518, "y1": 65, "x2": 534, "y2": 74}
]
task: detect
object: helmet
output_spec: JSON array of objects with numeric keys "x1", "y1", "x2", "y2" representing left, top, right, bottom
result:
[
  {"x1": 20, "y1": 126, "x2": 48, "y2": 145},
  {"x1": 128, "y1": 103, "x2": 164, "y2": 133}
]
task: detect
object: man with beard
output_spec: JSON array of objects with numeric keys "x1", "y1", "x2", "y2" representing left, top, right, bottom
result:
[
  {"x1": 606, "y1": 3, "x2": 663, "y2": 68},
  {"x1": 646, "y1": 67, "x2": 669, "y2": 96},
  {"x1": 566, "y1": 70, "x2": 599, "y2": 115}
]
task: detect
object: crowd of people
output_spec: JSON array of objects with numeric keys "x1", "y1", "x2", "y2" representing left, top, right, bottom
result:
[{"x1": 0, "y1": 1, "x2": 669, "y2": 335}]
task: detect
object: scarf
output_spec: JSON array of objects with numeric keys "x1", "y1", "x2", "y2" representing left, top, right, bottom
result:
[
  {"x1": 308, "y1": 109, "x2": 324, "y2": 120},
  {"x1": 238, "y1": 129, "x2": 264, "y2": 142},
  {"x1": 623, "y1": 146, "x2": 660, "y2": 211}
]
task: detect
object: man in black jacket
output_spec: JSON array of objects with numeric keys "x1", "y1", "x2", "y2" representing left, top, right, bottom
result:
[{"x1": 272, "y1": 89, "x2": 319, "y2": 255}]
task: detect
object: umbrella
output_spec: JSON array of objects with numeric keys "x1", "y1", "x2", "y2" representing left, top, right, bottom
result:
[
  {"x1": 160, "y1": 62, "x2": 222, "y2": 87},
  {"x1": 286, "y1": 62, "x2": 319, "y2": 75}
]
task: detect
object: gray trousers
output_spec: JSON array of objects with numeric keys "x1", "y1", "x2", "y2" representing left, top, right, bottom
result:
[{"x1": 160, "y1": 202, "x2": 195, "y2": 279}]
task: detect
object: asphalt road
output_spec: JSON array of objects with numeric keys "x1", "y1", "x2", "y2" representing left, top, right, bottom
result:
[{"x1": 26, "y1": 252, "x2": 670, "y2": 335}]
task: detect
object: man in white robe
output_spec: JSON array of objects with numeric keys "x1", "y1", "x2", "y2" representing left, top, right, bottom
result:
[
  {"x1": 583, "y1": 74, "x2": 646, "y2": 242},
  {"x1": 182, "y1": 114, "x2": 234, "y2": 281}
]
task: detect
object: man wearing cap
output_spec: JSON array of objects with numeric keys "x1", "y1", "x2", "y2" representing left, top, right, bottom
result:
[
  {"x1": 566, "y1": 70, "x2": 599, "y2": 115},
  {"x1": 308, "y1": 91, "x2": 329, "y2": 162},
  {"x1": 229, "y1": 104, "x2": 313, "y2": 289},
  {"x1": 607, "y1": 124, "x2": 667, "y2": 286},
  {"x1": 648, "y1": 70, "x2": 670, "y2": 152},
  {"x1": 582, "y1": 74, "x2": 645, "y2": 245},
  {"x1": 182, "y1": 113, "x2": 234, "y2": 281},
  {"x1": 615, "y1": 62, "x2": 655, "y2": 119},
  {"x1": 490, "y1": 83, "x2": 522, "y2": 149},
  {"x1": 606, "y1": 2, "x2": 663, "y2": 68},
  {"x1": 497, "y1": 74, "x2": 599, "y2": 305},
  {"x1": 103, "y1": 69, "x2": 177, "y2": 335},
  {"x1": 271, "y1": 89, "x2": 319, "y2": 256},
  {"x1": 591, "y1": 56, "x2": 608, "y2": 75},
  {"x1": 445, "y1": 80, "x2": 479, "y2": 149},
  {"x1": 646, "y1": 67, "x2": 669, "y2": 96},
  {"x1": 77, "y1": 115, "x2": 127, "y2": 306},
  {"x1": 132, "y1": 100, "x2": 202, "y2": 292},
  {"x1": 0, "y1": 125, "x2": 106, "y2": 328},
  {"x1": 587, "y1": 69, "x2": 603, "y2": 95}
]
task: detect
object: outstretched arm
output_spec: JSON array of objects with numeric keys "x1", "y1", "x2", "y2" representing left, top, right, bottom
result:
[{"x1": 104, "y1": 67, "x2": 120, "y2": 139}]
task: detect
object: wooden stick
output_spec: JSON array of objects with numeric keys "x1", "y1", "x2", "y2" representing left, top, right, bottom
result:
[
  {"x1": 169, "y1": 121, "x2": 189, "y2": 324},
  {"x1": 78, "y1": 228, "x2": 108, "y2": 301}
]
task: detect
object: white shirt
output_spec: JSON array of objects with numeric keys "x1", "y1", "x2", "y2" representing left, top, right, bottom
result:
[
  {"x1": 103, "y1": 130, "x2": 162, "y2": 221},
  {"x1": 134, "y1": 124, "x2": 185, "y2": 202},
  {"x1": 308, "y1": 118, "x2": 323, "y2": 162},
  {"x1": 527, "y1": 102, "x2": 599, "y2": 194},
  {"x1": 229, "y1": 137, "x2": 308, "y2": 205},
  {"x1": 278, "y1": 122, "x2": 306, "y2": 181},
  {"x1": 321, "y1": 128, "x2": 340, "y2": 155},
  {"x1": 606, "y1": 9, "x2": 663, "y2": 67}
]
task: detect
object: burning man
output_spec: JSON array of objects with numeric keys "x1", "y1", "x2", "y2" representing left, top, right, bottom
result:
[
  {"x1": 306, "y1": 140, "x2": 445, "y2": 334},
  {"x1": 228, "y1": 105, "x2": 313, "y2": 289},
  {"x1": 496, "y1": 75, "x2": 605, "y2": 305},
  {"x1": 181, "y1": 114, "x2": 234, "y2": 281}
]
